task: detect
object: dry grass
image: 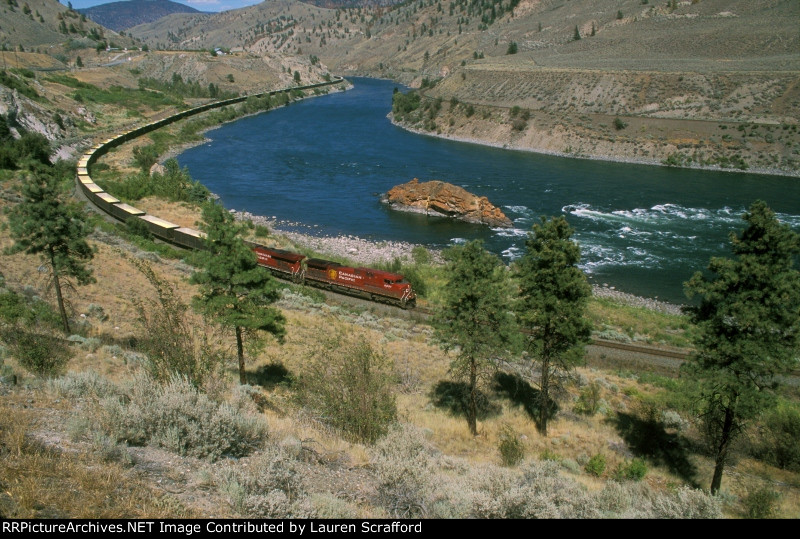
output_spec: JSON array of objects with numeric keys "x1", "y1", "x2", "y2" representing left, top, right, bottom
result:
[
  {"x1": 0, "y1": 393, "x2": 197, "y2": 519},
  {"x1": 2, "y1": 176, "x2": 799, "y2": 518}
]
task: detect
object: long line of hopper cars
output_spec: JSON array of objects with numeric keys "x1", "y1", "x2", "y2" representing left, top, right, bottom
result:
[{"x1": 75, "y1": 77, "x2": 416, "y2": 308}]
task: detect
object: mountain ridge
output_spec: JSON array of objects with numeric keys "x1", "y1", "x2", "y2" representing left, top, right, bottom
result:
[{"x1": 78, "y1": 0, "x2": 203, "y2": 32}]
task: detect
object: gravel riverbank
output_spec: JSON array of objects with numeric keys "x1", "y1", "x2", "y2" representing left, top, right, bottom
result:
[{"x1": 234, "y1": 210, "x2": 684, "y2": 315}]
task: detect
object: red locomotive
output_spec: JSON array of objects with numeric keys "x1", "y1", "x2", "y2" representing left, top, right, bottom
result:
[
  {"x1": 250, "y1": 244, "x2": 306, "y2": 283},
  {"x1": 250, "y1": 244, "x2": 416, "y2": 308},
  {"x1": 303, "y1": 258, "x2": 416, "y2": 308}
]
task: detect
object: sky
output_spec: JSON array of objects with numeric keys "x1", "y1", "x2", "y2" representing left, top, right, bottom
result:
[{"x1": 64, "y1": 0, "x2": 264, "y2": 13}]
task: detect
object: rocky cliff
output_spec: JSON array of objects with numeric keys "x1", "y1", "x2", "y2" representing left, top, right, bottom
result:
[{"x1": 382, "y1": 178, "x2": 513, "y2": 228}]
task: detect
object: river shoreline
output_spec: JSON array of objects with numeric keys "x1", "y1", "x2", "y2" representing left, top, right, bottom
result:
[{"x1": 390, "y1": 117, "x2": 800, "y2": 180}]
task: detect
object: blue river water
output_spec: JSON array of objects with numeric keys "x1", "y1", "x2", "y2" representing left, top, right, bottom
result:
[{"x1": 178, "y1": 77, "x2": 800, "y2": 304}]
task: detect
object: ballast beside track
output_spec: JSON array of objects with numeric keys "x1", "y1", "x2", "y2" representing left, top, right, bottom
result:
[{"x1": 412, "y1": 306, "x2": 694, "y2": 364}]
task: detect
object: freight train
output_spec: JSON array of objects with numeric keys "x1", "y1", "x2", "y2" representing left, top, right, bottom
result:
[{"x1": 75, "y1": 77, "x2": 417, "y2": 308}]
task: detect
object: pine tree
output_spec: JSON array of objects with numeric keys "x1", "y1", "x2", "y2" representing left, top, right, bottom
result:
[
  {"x1": 573, "y1": 25, "x2": 581, "y2": 41},
  {"x1": 434, "y1": 240, "x2": 517, "y2": 435},
  {"x1": 5, "y1": 167, "x2": 95, "y2": 334},
  {"x1": 684, "y1": 200, "x2": 800, "y2": 494},
  {"x1": 515, "y1": 216, "x2": 591, "y2": 436},
  {"x1": 191, "y1": 201, "x2": 285, "y2": 384}
]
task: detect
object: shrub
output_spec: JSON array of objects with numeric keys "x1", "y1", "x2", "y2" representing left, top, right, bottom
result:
[
  {"x1": 540, "y1": 448, "x2": 561, "y2": 462},
  {"x1": 585, "y1": 453, "x2": 606, "y2": 477},
  {"x1": 650, "y1": 486, "x2": 722, "y2": 518},
  {"x1": 755, "y1": 402, "x2": 800, "y2": 471},
  {"x1": 132, "y1": 144, "x2": 158, "y2": 172},
  {"x1": 613, "y1": 117, "x2": 628, "y2": 130},
  {"x1": 498, "y1": 424, "x2": 525, "y2": 467},
  {"x1": 98, "y1": 374, "x2": 269, "y2": 461},
  {"x1": 613, "y1": 458, "x2": 647, "y2": 481},
  {"x1": 743, "y1": 487, "x2": 781, "y2": 519},
  {"x1": 0, "y1": 290, "x2": 28, "y2": 324},
  {"x1": 50, "y1": 370, "x2": 119, "y2": 400},
  {"x1": 596, "y1": 482, "x2": 721, "y2": 518},
  {"x1": 298, "y1": 332, "x2": 396, "y2": 443},
  {"x1": 217, "y1": 445, "x2": 305, "y2": 516},
  {"x1": 575, "y1": 381, "x2": 602, "y2": 415},
  {"x1": 132, "y1": 260, "x2": 221, "y2": 387},
  {"x1": 371, "y1": 424, "x2": 438, "y2": 518},
  {"x1": 465, "y1": 461, "x2": 600, "y2": 519},
  {"x1": 3, "y1": 329, "x2": 71, "y2": 377},
  {"x1": 411, "y1": 245, "x2": 432, "y2": 265}
]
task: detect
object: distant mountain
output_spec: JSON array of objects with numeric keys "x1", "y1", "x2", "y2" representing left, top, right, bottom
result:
[
  {"x1": 299, "y1": 0, "x2": 405, "y2": 7},
  {"x1": 0, "y1": 0, "x2": 136, "y2": 51},
  {"x1": 79, "y1": 0, "x2": 202, "y2": 32}
]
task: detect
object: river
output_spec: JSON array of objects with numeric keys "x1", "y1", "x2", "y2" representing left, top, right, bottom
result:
[{"x1": 177, "y1": 77, "x2": 800, "y2": 304}]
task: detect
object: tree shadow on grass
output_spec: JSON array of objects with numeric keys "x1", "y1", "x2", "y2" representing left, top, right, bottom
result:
[
  {"x1": 247, "y1": 362, "x2": 294, "y2": 390},
  {"x1": 492, "y1": 372, "x2": 558, "y2": 430},
  {"x1": 429, "y1": 380, "x2": 502, "y2": 420},
  {"x1": 610, "y1": 411, "x2": 699, "y2": 486}
]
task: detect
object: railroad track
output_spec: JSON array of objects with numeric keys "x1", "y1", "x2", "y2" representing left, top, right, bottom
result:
[
  {"x1": 73, "y1": 77, "x2": 798, "y2": 383},
  {"x1": 411, "y1": 305, "x2": 692, "y2": 359}
]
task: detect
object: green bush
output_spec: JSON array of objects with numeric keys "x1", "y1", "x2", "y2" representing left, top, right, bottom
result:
[
  {"x1": 100, "y1": 159, "x2": 207, "y2": 205},
  {"x1": 585, "y1": 453, "x2": 606, "y2": 477},
  {"x1": 132, "y1": 144, "x2": 158, "y2": 172},
  {"x1": 575, "y1": 381, "x2": 602, "y2": 415},
  {"x1": 0, "y1": 291, "x2": 28, "y2": 324},
  {"x1": 498, "y1": 424, "x2": 525, "y2": 467},
  {"x1": 613, "y1": 458, "x2": 647, "y2": 481},
  {"x1": 3, "y1": 329, "x2": 71, "y2": 377},
  {"x1": 411, "y1": 245, "x2": 432, "y2": 265},
  {"x1": 743, "y1": 487, "x2": 781, "y2": 519},
  {"x1": 540, "y1": 448, "x2": 561, "y2": 462},
  {"x1": 298, "y1": 332, "x2": 396, "y2": 443},
  {"x1": 755, "y1": 401, "x2": 800, "y2": 472}
]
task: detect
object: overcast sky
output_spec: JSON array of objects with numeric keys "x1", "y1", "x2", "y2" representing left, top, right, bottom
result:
[{"x1": 65, "y1": 0, "x2": 264, "y2": 13}]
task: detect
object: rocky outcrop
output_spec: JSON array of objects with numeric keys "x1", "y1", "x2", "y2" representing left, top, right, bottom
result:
[{"x1": 382, "y1": 178, "x2": 513, "y2": 228}]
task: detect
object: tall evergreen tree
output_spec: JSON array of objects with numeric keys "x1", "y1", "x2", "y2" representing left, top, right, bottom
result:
[
  {"x1": 5, "y1": 167, "x2": 95, "y2": 334},
  {"x1": 434, "y1": 240, "x2": 517, "y2": 435},
  {"x1": 191, "y1": 201, "x2": 285, "y2": 384},
  {"x1": 515, "y1": 216, "x2": 591, "y2": 436},
  {"x1": 684, "y1": 200, "x2": 800, "y2": 494}
]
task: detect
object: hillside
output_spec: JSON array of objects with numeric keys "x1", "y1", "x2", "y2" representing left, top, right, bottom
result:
[
  {"x1": 0, "y1": 0, "x2": 137, "y2": 51},
  {"x1": 126, "y1": 0, "x2": 800, "y2": 174},
  {"x1": 0, "y1": 0, "x2": 800, "y2": 527},
  {"x1": 78, "y1": 0, "x2": 202, "y2": 32}
]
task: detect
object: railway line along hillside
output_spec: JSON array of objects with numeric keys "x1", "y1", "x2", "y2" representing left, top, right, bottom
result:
[{"x1": 1, "y1": 0, "x2": 799, "y2": 521}]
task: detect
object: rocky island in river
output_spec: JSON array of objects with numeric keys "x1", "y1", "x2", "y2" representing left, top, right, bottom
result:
[{"x1": 382, "y1": 178, "x2": 513, "y2": 228}]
